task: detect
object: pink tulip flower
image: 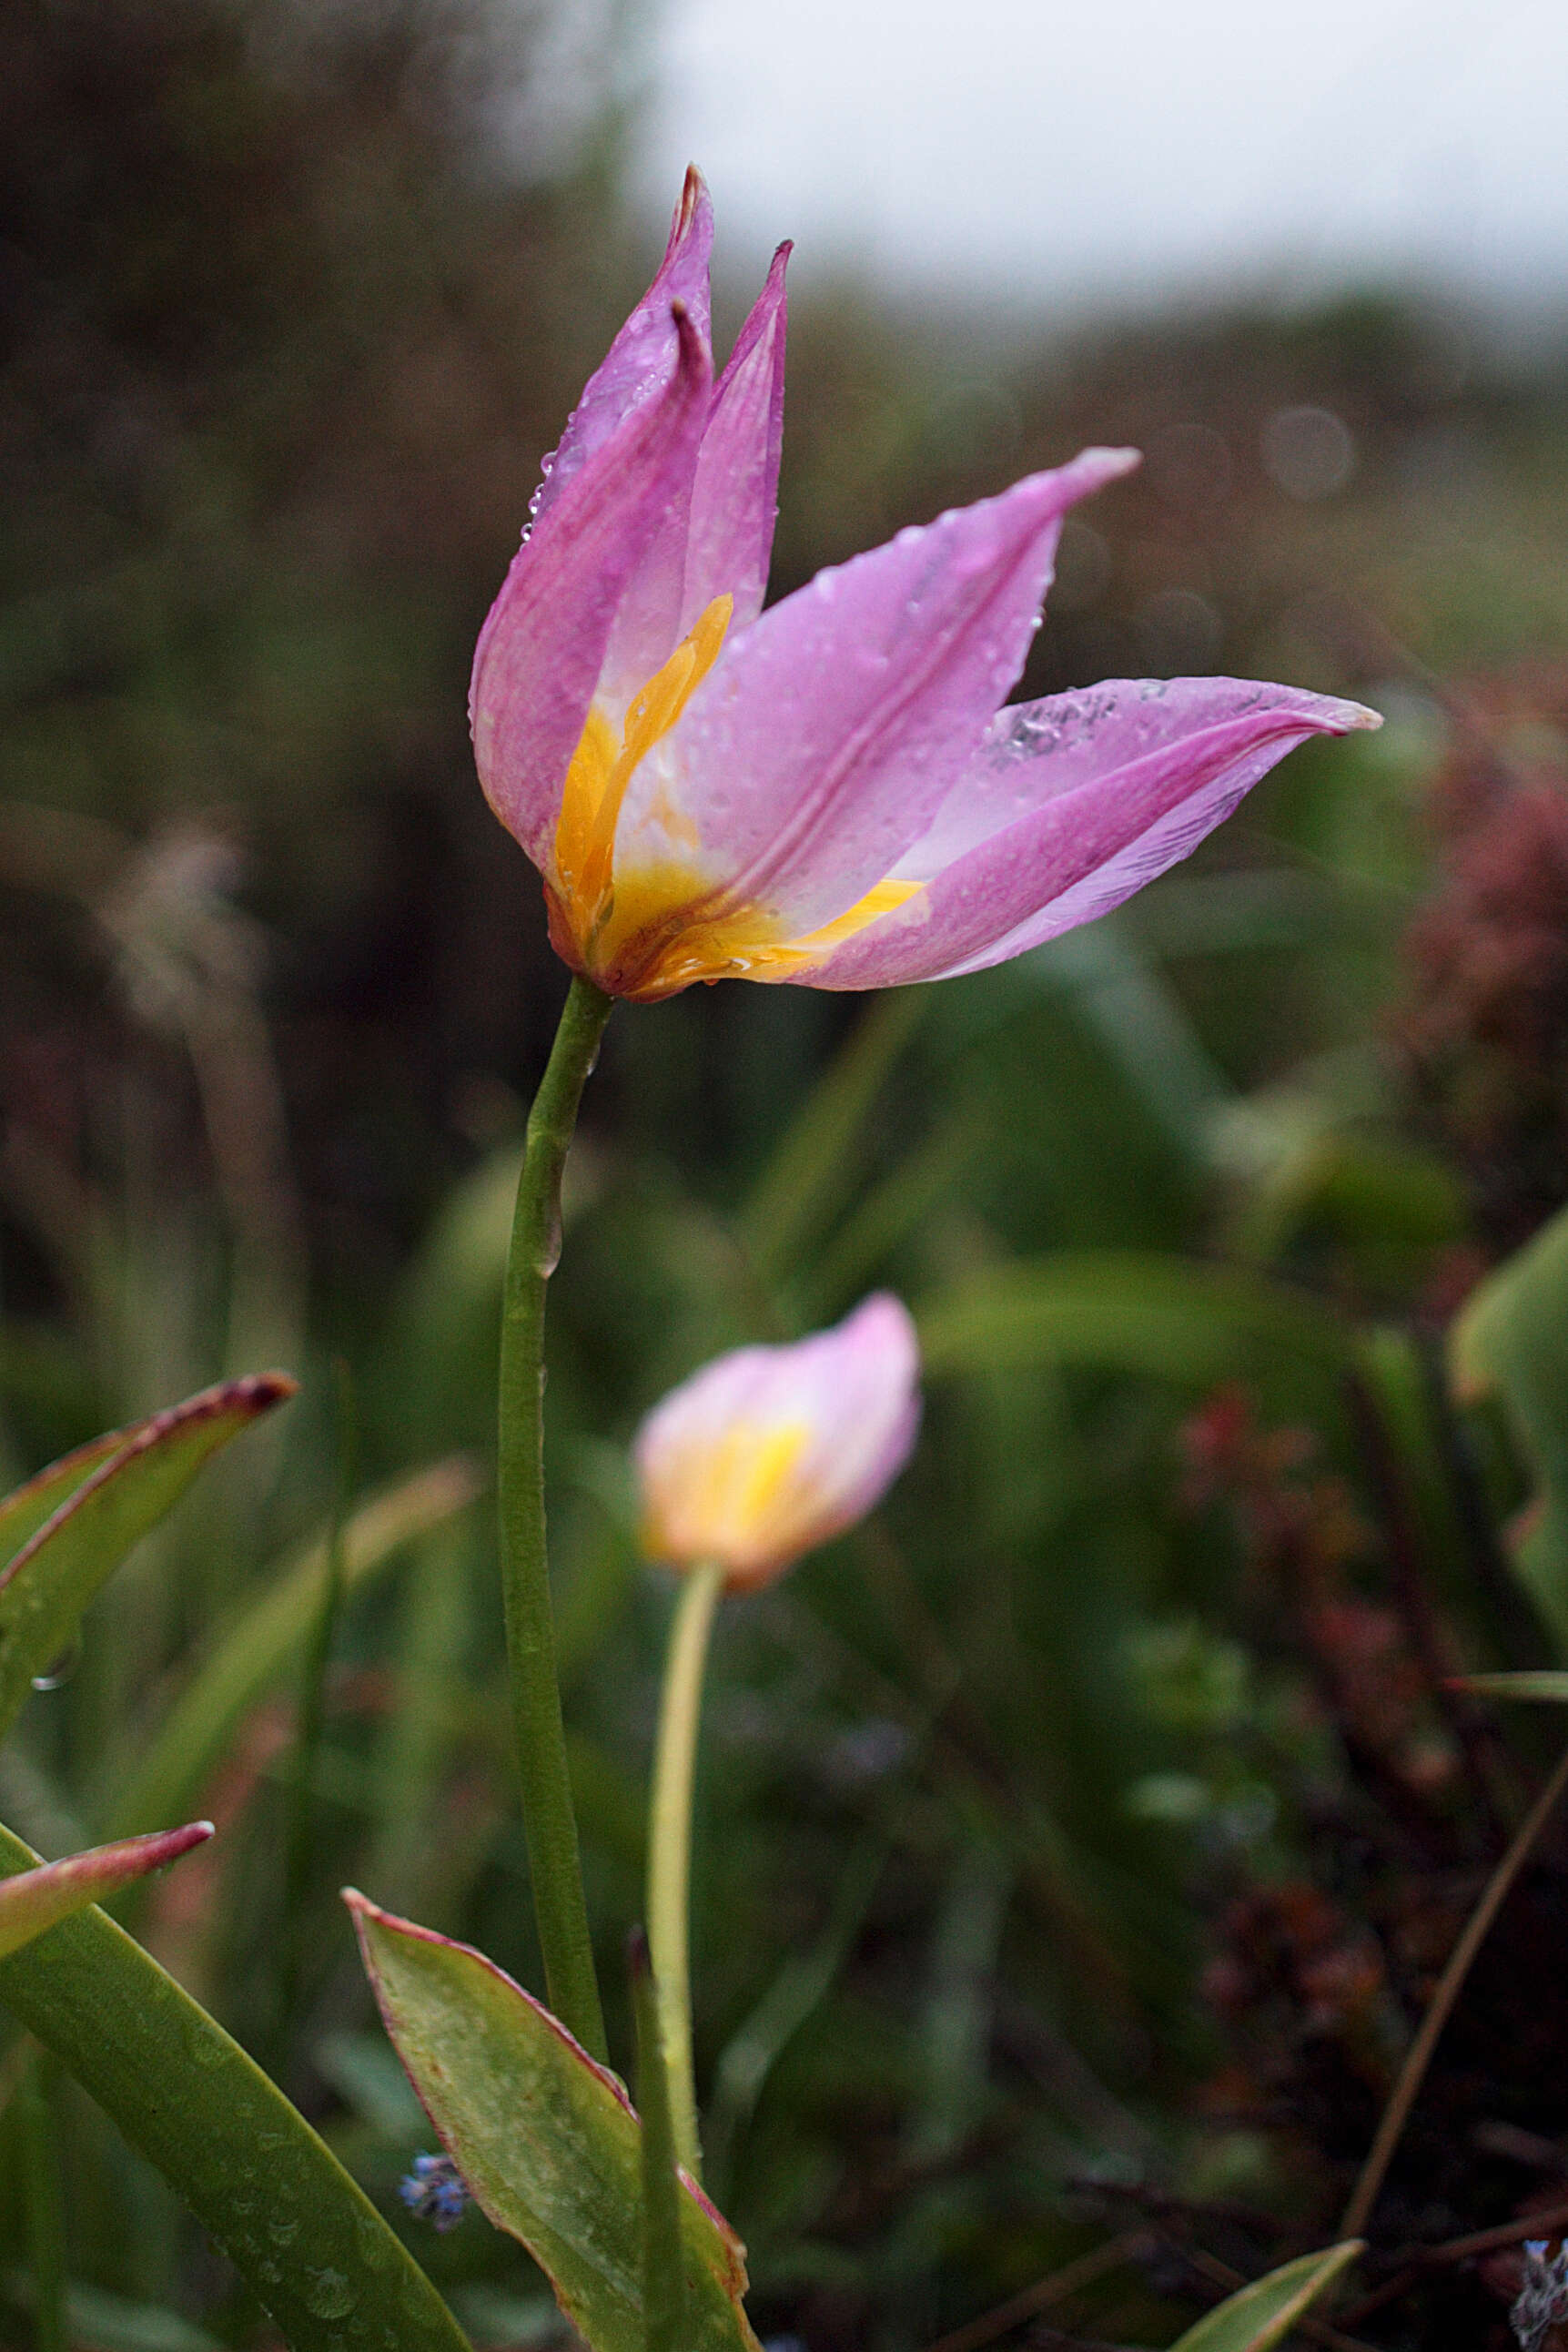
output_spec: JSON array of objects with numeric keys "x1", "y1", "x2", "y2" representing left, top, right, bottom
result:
[
  {"x1": 471, "y1": 171, "x2": 1378, "y2": 1003},
  {"x1": 633, "y1": 1293, "x2": 920, "y2": 1588}
]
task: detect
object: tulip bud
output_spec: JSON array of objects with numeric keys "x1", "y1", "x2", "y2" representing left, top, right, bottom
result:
[{"x1": 633, "y1": 1294, "x2": 920, "y2": 1589}]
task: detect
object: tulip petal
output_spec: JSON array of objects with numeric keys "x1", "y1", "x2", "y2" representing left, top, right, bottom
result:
[
  {"x1": 596, "y1": 244, "x2": 791, "y2": 711},
  {"x1": 794, "y1": 678, "x2": 1380, "y2": 988},
  {"x1": 470, "y1": 305, "x2": 713, "y2": 861},
  {"x1": 530, "y1": 167, "x2": 713, "y2": 532},
  {"x1": 620, "y1": 451, "x2": 1138, "y2": 931},
  {"x1": 683, "y1": 242, "x2": 791, "y2": 636}
]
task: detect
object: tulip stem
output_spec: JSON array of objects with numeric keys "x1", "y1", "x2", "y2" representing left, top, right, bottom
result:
[
  {"x1": 500, "y1": 970, "x2": 613, "y2": 2063},
  {"x1": 648, "y1": 1558, "x2": 725, "y2": 2180}
]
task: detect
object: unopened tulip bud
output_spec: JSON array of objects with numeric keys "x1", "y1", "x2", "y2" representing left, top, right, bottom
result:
[{"x1": 633, "y1": 1294, "x2": 920, "y2": 1589}]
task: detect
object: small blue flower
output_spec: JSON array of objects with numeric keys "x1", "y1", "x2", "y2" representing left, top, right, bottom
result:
[
  {"x1": 1513, "y1": 2236, "x2": 1568, "y2": 2352},
  {"x1": 399, "y1": 2150, "x2": 470, "y2": 2232}
]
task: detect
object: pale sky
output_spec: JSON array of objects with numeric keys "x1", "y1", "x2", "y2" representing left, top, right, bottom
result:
[{"x1": 632, "y1": 0, "x2": 1568, "y2": 315}]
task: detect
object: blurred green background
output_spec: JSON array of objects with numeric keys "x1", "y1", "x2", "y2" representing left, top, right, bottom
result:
[{"x1": 6, "y1": 1, "x2": 1568, "y2": 2347}]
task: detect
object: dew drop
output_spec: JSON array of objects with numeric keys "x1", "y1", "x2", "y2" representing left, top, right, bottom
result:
[
  {"x1": 306, "y1": 2269, "x2": 355, "y2": 2321},
  {"x1": 31, "y1": 1643, "x2": 80, "y2": 1692}
]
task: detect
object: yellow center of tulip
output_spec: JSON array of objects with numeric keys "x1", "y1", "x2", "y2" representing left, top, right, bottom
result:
[
  {"x1": 548, "y1": 597, "x2": 921, "y2": 1000},
  {"x1": 643, "y1": 1416, "x2": 814, "y2": 1583}
]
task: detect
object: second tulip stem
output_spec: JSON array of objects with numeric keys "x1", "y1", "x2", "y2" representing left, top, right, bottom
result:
[
  {"x1": 499, "y1": 972, "x2": 613, "y2": 2064},
  {"x1": 648, "y1": 1558, "x2": 725, "y2": 2179}
]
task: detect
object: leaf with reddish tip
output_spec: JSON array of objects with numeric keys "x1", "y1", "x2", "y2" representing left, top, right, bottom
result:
[
  {"x1": 0, "y1": 1821, "x2": 212, "y2": 1960},
  {"x1": 347, "y1": 1891, "x2": 763, "y2": 2352},
  {"x1": 1167, "y1": 2244, "x2": 1362, "y2": 2352},
  {"x1": 0, "y1": 1428, "x2": 131, "y2": 1565},
  {"x1": 0, "y1": 1374, "x2": 296, "y2": 1745},
  {"x1": 0, "y1": 1823, "x2": 472, "y2": 2352}
]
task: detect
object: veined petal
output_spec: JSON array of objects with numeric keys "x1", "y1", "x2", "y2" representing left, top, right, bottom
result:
[
  {"x1": 634, "y1": 1294, "x2": 921, "y2": 1588},
  {"x1": 530, "y1": 167, "x2": 713, "y2": 532},
  {"x1": 794, "y1": 678, "x2": 1381, "y2": 989},
  {"x1": 596, "y1": 243, "x2": 790, "y2": 712},
  {"x1": 682, "y1": 241, "x2": 791, "y2": 636},
  {"x1": 470, "y1": 305, "x2": 713, "y2": 863},
  {"x1": 619, "y1": 450, "x2": 1138, "y2": 936}
]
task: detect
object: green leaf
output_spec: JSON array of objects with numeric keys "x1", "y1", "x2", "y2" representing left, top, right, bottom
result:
[
  {"x1": 741, "y1": 989, "x2": 927, "y2": 1285},
  {"x1": 0, "y1": 1822, "x2": 471, "y2": 2352},
  {"x1": 106, "y1": 1455, "x2": 480, "y2": 1843},
  {"x1": 0, "y1": 1428, "x2": 128, "y2": 1563},
  {"x1": 917, "y1": 1253, "x2": 1351, "y2": 1426},
  {"x1": 0, "y1": 1374, "x2": 296, "y2": 1746},
  {"x1": 1453, "y1": 1672, "x2": 1568, "y2": 1702},
  {"x1": 0, "y1": 1821, "x2": 210, "y2": 1960},
  {"x1": 1452, "y1": 1201, "x2": 1568, "y2": 1647},
  {"x1": 1168, "y1": 2244, "x2": 1362, "y2": 2352},
  {"x1": 348, "y1": 1891, "x2": 763, "y2": 2352}
]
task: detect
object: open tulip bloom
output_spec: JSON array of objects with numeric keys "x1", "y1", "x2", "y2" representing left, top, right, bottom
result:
[{"x1": 471, "y1": 169, "x2": 1379, "y2": 1005}]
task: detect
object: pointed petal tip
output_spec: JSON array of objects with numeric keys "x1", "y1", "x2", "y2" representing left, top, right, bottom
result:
[
  {"x1": 669, "y1": 165, "x2": 712, "y2": 249},
  {"x1": 976, "y1": 444, "x2": 1141, "y2": 533}
]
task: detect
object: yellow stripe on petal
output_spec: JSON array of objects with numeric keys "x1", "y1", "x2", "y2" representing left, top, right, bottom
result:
[
  {"x1": 754, "y1": 876, "x2": 925, "y2": 971},
  {"x1": 642, "y1": 1418, "x2": 814, "y2": 1573},
  {"x1": 546, "y1": 596, "x2": 925, "y2": 999},
  {"x1": 551, "y1": 596, "x2": 732, "y2": 948}
]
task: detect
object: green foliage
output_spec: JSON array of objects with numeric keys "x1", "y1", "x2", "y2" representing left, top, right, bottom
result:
[
  {"x1": 348, "y1": 1892, "x2": 762, "y2": 2352},
  {"x1": 0, "y1": 1375, "x2": 295, "y2": 1743},
  {"x1": 105, "y1": 1455, "x2": 480, "y2": 1844},
  {"x1": 0, "y1": 1824, "x2": 209, "y2": 1961},
  {"x1": 1166, "y1": 2245, "x2": 1362, "y2": 2352},
  {"x1": 0, "y1": 1823, "x2": 472, "y2": 2351},
  {"x1": 1452, "y1": 1201, "x2": 1568, "y2": 1647}
]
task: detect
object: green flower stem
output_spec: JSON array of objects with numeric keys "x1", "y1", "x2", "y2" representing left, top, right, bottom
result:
[
  {"x1": 647, "y1": 1558, "x2": 725, "y2": 2179},
  {"x1": 500, "y1": 972, "x2": 613, "y2": 2063},
  {"x1": 630, "y1": 1927, "x2": 688, "y2": 2352}
]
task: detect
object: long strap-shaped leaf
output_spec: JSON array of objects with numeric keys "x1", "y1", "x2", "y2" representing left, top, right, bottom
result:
[
  {"x1": 0, "y1": 1427, "x2": 130, "y2": 1563},
  {"x1": 349, "y1": 1891, "x2": 763, "y2": 2352},
  {"x1": 105, "y1": 1455, "x2": 481, "y2": 1843},
  {"x1": 0, "y1": 1821, "x2": 211, "y2": 1960},
  {"x1": 0, "y1": 1823, "x2": 471, "y2": 2352},
  {"x1": 0, "y1": 1374, "x2": 296, "y2": 1743},
  {"x1": 1167, "y1": 2244, "x2": 1362, "y2": 2352}
]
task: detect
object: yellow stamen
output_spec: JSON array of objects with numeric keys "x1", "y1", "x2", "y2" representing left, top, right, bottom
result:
[
  {"x1": 646, "y1": 1419, "x2": 812, "y2": 1566},
  {"x1": 547, "y1": 599, "x2": 926, "y2": 999},
  {"x1": 552, "y1": 595, "x2": 733, "y2": 934}
]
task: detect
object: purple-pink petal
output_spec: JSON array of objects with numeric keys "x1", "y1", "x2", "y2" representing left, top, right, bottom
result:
[
  {"x1": 470, "y1": 305, "x2": 713, "y2": 863},
  {"x1": 800, "y1": 678, "x2": 1379, "y2": 988},
  {"x1": 621, "y1": 449, "x2": 1138, "y2": 935},
  {"x1": 681, "y1": 242, "x2": 791, "y2": 637},
  {"x1": 528, "y1": 167, "x2": 713, "y2": 534},
  {"x1": 591, "y1": 245, "x2": 790, "y2": 710}
]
